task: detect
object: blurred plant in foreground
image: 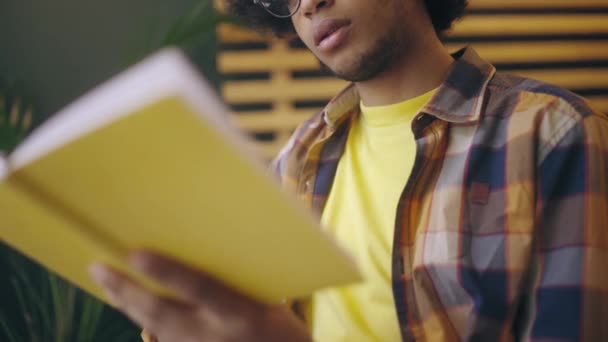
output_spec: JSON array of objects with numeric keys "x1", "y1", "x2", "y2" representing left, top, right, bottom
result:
[{"x1": 0, "y1": 1, "x2": 233, "y2": 341}]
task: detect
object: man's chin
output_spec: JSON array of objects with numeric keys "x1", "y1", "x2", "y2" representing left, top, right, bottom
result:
[
  {"x1": 315, "y1": 31, "x2": 400, "y2": 82},
  {"x1": 318, "y1": 59, "x2": 372, "y2": 83}
]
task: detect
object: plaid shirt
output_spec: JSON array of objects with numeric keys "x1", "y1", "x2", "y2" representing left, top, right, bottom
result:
[{"x1": 271, "y1": 47, "x2": 608, "y2": 341}]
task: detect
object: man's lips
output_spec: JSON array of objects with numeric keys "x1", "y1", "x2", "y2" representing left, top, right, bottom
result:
[{"x1": 313, "y1": 19, "x2": 351, "y2": 50}]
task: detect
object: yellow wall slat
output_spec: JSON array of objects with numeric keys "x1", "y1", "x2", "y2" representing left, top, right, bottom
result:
[
  {"x1": 219, "y1": 14, "x2": 608, "y2": 44},
  {"x1": 223, "y1": 68, "x2": 608, "y2": 103},
  {"x1": 588, "y1": 96, "x2": 608, "y2": 113},
  {"x1": 218, "y1": 1, "x2": 608, "y2": 160},
  {"x1": 452, "y1": 14, "x2": 608, "y2": 36},
  {"x1": 450, "y1": 41, "x2": 608, "y2": 64},
  {"x1": 219, "y1": 41, "x2": 608, "y2": 73},
  {"x1": 218, "y1": 24, "x2": 266, "y2": 43},
  {"x1": 515, "y1": 69, "x2": 608, "y2": 90},
  {"x1": 220, "y1": 49, "x2": 317, "y2": 72},
  {"x1": 230, "y1": 110, "x2": 314, "y2": 131},
  {"x1": 468, "y1": 0, "x2": 608, "y2": 9},
  {"x1": 223, "y1": 78, "x2": 347, "y2": 103},
  {"x1": 249, "y1": 139, "x2": 289, "y2": 160}
]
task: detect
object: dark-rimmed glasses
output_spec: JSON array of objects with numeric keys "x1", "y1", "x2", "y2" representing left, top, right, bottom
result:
[{"x1": 253, "y1": 0, "x2": 301, "y2": 18}]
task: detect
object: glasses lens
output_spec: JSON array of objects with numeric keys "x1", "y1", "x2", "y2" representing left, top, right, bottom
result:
[{"x1": 260, "y1": 0, "x2": 299, "y2": 18}]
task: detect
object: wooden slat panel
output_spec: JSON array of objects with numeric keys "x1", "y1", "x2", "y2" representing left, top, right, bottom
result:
[
  {"x1": 230, "y1": 110, "x2": 315, "y2": 131},
  {"x1": 514, "y1": 69, "x2": 608, "y2": 89},
  {"x1": 223, "y1": 68, "x2": 608, "y2": 103},
  {"x1": 452, "y1": 14, "x2": 608, "y2": 36},
  {"x1": 219, "y1": 41, "x2": 608, "y2": 73},
  {"x1": 220, "y1": 49, "x2": 316, "y2": 72},
  {"x1": 468, "y1": 0, "x2": 608, "y2": 9},
  {"x1": 216, "y1": 0, "x2": 608, "y2": 13},
  {"x1": 219, "y1": 14, "x2": 608, "y2": 43},
  {"x1": 450, "y1": 41, "x2": 608, "y2": 64},
  {"x1": 588, "y1": 96, "x2": 608, "y2": 113},
  {"x1": 218, "y1": 24, "x2": 266, "y2": 43},
  {"x1": 223, "y1": 78, "x2": 346, "y2": 103},
  {"x1": 249, "y1": 139, "x2": 288, "y2": 160},
  {"x1": 218, "y1": 1, "x2": 608, "y2": 160}
]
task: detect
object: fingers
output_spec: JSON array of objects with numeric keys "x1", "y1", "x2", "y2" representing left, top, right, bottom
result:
[
  {"x1": 128, "y1": 250, "x2": 256, "y2": 309},
  {"x1": 89, "y1": 262, "x2": 311, "y2": 342},
  {"x1": 128, "y1": 251, "x2": 269, "y2": 337},
  {"x1": 89, "y1": 264, "x2": 194, "y2": 337},
  {"x1": 89, "y1": 262, "x2": 267, "y2": 341}
]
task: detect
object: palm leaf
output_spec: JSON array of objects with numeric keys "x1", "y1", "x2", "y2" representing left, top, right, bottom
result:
[{"x1": 0, "y1": 91, "x2": 34, "y2": 154}]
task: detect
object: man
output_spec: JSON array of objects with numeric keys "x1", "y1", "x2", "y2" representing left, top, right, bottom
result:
[{"x1": 89, "y1": 0, "x2": 608, "y2": 340}]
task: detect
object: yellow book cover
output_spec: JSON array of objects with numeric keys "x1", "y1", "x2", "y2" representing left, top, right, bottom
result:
[{"x1": 0, "y1": 48, "x2": 360, "y2": 304}]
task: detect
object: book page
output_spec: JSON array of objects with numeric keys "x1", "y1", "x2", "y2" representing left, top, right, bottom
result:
[
  {"x1": 4, "y1": 48, "x2": 361, "y2": 304},
  {"x1": 10, "y1": 96, "x2": 360, "y2": 303}
]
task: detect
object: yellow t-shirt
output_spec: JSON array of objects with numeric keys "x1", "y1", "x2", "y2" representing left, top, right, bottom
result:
[{"x1": 305, "y1": 89, "x2": 436, "y2": 341}]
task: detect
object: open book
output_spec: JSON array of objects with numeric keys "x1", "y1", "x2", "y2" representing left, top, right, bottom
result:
[{"x1": 0, "y1": 48, "x2": 359, "y2": 304}]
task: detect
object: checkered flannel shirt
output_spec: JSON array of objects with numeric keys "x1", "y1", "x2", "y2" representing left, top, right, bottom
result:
[{"x1": 270, "y1": 47, "x2": 608, "y2": 341}]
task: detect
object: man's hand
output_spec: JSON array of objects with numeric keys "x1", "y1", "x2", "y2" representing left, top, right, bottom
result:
[{"x1": 89, "y1": 251, "x2": 311, "y2": 342}]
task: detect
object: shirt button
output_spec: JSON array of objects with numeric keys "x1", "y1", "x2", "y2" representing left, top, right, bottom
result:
[{"x1": 304, "y1": 179, "x2": 311, "y2": 191}]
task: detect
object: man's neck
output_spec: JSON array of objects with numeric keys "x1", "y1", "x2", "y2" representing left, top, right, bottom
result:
[{"x1": 355, "y1": 35, "x2": 454, "y2": 107}]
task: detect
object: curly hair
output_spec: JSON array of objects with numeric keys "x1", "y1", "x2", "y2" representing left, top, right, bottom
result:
[{"x1": 224, "y1": 0, "x2": 468, "y2": 37}]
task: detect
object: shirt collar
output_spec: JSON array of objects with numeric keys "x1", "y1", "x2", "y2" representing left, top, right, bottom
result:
[{"x1": 321, "y1": 46, "x2": 497, "y2": 129}]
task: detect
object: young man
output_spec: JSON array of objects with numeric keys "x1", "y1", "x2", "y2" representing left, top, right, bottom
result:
[{"x1": 90, "y1": 0, "x2": 608, "y2": 340}]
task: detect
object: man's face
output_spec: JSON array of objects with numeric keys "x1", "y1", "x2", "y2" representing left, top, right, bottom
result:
[{"x1": 290, "y1": 0, "x2": 417, "y2": 82}]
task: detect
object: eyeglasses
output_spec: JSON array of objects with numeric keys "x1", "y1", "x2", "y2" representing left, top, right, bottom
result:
[{"x1": 253, "y1": 0, "x2": 301, "y2": 18}]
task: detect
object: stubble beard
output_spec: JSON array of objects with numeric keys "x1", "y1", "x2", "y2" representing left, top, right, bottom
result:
[{"x1": 317, "y1": 22, "x2": 406, "y2": 82}]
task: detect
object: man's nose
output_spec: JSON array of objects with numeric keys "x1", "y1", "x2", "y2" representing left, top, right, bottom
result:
[{"x1": 299, "y1": 0, "x2": 333, "y2": 17}]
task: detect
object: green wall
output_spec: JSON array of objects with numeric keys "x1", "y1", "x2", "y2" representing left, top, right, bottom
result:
[{"x1": 0, "y1": 0, "x2": 218, "y2": 119}]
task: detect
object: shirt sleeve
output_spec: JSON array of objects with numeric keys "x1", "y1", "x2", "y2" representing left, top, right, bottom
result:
[{"x1": 528, "y1": 106, "x2": 608, "y2": 341}]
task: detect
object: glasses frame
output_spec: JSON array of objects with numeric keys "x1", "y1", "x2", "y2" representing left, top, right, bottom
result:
[{"x1": 253, "y1": 0, "x2": 301, "y2": 18}]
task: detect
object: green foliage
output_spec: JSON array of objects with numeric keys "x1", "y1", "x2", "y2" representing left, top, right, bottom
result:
[
  {"x1": 126, "y1": 0, "x2": 238, "y2": 89},
  {"x1": 160, "y1": 0, "x2": 237, "y2": 49},
  {"x1": 0, "y1": 246, "x2": 140, "y2": 342},
  {"x1": 0, "y1": 84, "x2": 34, "y2": 154},
  {"x1": 155, "y1": 0, "x2": 238, "y2": 90},
  {"x1": 0, "y1": 81, "x2": 139, "y2": 341}
]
